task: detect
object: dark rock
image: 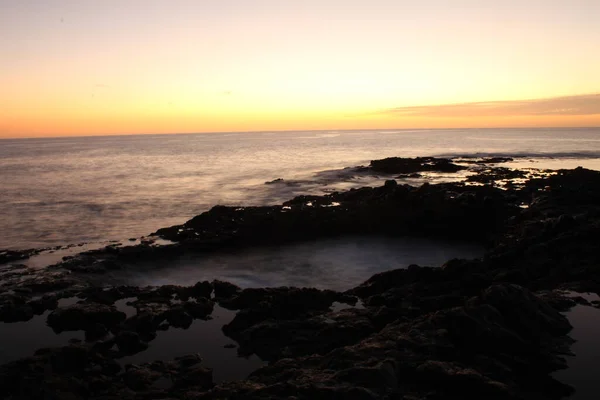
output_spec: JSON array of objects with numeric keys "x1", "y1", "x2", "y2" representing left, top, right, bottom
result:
[
  {"x1": 115, "y1": 331, "x2": 148, "y2": 354},
  {"x1": 123, "y1": 364, "x2": 162, "y2": 390},
  {"x1": 265, "y1": 178, "x2": 284, "y2": 184},
  {"x1": 370, "y1": 156, "x2": 467, "y2": 174},
  {"x1": 224, "y1": 307, "x2": 376, "y2": 361},
  {"x1": 219, "y1": 287, "x2": 342, "y2": 314},
  {"x1": 384, "y1": 179, "x2": 397, "y2": 188},
  {"x1": 473, "y1": 284, "x2": 572, "y2": 338},
  {"x1": 172, "y1": 364, "x2": 213, "y2": 391},
  {"x1": 183, "y1": 298, "x2": 214, "y2": 319},
  {"x1": 0, "y1": 248, "x2": 38, "y2": 264},
  {"x1": 21, "y1": 273, "x2": 77, "y2": 292},
  {"x1": 85, "y1": 323, "x2": 109, "y2": 341},
  {"x1": 47, "y1": 302, "x2": 126, "y2": 332},
  {"x1": 28, "y1": 295, "x2": 59, "y2": 314},
  {"x1": 213, "y1": 280, "x2": 241, "y2": 299},
  {"x1": 164, "y1": 306, "x2": 193, "y2": 329},
  {"x1": 188, "y1": 280, "x2": 213, "y2": 299}
]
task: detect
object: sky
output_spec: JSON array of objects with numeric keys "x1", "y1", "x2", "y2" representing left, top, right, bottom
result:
[{"x1": 1, "y1": 0, "x2": 600, "y2": 138}]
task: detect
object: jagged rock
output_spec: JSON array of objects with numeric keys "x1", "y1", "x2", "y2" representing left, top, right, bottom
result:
[
  {"x1": 183, "y1": 298, "x2": 214, "y2": 319},
  {"x1": 115, "y1": 331, "x2": 148, "y2": 354},
  {"x1": 123, "y1": 364, "x2": 163, "y2": 390},
  {"x1": 213, "y1": 280, "x2": 241, "y2": 299},
  {"x1": 188, "y1": 280, "x2": 213, "y2": 299},
  {"x1": 47, "y1": 302, "x2": 126, "y2": 332},
  {"x1": 164, "y1": 306, "x2": 193, "y2": 329},
  {"x1": 223, "y1": 307, "x2": 376, "y2": 361}
]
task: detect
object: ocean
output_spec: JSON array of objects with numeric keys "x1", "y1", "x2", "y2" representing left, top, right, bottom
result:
[{"x1": 2, "y1": 127, "x2": 600, "y2": 250}]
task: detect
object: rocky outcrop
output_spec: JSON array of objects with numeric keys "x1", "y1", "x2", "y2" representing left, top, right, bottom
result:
[
  {"x1": 0, "y1": 346, "x2": 213, "y2": 400},
  {"x1": 210, "y1": 284, "x2": 573, "y2": 400},
  {"x1": 3, "y1": 164, "x2": 600, "y2": 399},
  {"x1": 370, "y1": 156, "x2": 467, "y2": 174},
  {"x1": 0, "y1": 283, "x2": 575, "y2": 400},
  {"x1": 47, "y1": 302, "x2": 126, "y2": 333}
]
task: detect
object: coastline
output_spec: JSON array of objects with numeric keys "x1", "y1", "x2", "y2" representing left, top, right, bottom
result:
[{"x1": 1, "y1": 155, "x2": 600, "y2": 399}]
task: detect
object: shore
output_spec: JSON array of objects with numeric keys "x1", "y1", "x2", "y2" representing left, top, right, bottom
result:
[{"x1": 1, "y1": 156, "x2": 599, "y2": 399}]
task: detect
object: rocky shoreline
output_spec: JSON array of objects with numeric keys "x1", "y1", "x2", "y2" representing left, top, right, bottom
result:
[{"x1": 1, "y1": 156, "x2": 600, "y2": 399}]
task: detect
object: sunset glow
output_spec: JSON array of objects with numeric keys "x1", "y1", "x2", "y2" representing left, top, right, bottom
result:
[{"x1": 2, "y1": 0, "x2": 600, "y2": 137}]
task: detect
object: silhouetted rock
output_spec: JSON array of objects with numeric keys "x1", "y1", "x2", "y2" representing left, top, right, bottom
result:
[
  {"x1": 213, "y1": 280, "x2": 241, "y2": 299},
  {"x1": 370, "y1": 156, "x2": 467, "y2": 174},
  {"x1": 183, "y1": 298, "x2": 214, "y2": 319},
  {"x1": 188, "y1": 280, "x2": 213, "y2": 299},
  {"x1": 164, "y1": 306, "x2": 193, "y2": 329},
  {"x1": 265, "y1": 178, "x2": 284, "y2": 184}
]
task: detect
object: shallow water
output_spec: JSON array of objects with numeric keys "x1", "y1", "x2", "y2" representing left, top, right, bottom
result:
[
  {"x1": 0, "y1": 310, "x2": 83, "y2": 364},
  {"x1": 120, "y1": 305, "x2": 266, "y2": 382},
  {"x1": 0, "y1": 299, "x2": 265, "y2": 382},
  {"x1": 554, "y1": 292, "x2": 600, "y2": 400},
  {"x1": 111, "y1": 236, "x2": 484, "y2": 291},
  {"x1": 2, "y1": 128, "x2": 600, "y2": 249}
]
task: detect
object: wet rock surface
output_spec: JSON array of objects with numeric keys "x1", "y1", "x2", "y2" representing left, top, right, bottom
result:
[
  {"x1": 1, "y1": 159, "x2": 600, "y2": 399},
  {"x1": 0, "y1": 249, "x2": 39, "y2": 264}
]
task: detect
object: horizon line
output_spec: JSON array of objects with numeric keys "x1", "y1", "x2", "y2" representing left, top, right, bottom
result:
[{"x1": 2, "y1": 125, "x2": 600, "y2": 141}]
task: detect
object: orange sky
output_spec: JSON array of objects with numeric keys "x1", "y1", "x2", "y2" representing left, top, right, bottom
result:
[{"x1": 1, "y1": 1, "x2": 600, "y2": 138}]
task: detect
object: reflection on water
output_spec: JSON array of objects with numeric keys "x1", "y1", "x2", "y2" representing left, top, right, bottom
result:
[
  {"x1": 0, "y1": 311, "x2": 83, "y2": 364},
  {"x1": 0, "y1": 301, "x2": 265, "y2": 382},
  {"x1": 120, "y1": 305, "x2": 266, "y2": 382},
  {"x1": 554, "y1": 292, "x2": 600, "y2": 400},
  {"x1": 0, "y1": 236, "x2": 482, "y2": 382},
  {"x1": 117, "y1": 236, "x2": 484, "y2": 291}
]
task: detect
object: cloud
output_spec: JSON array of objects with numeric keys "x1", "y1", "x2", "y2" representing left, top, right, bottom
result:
[{"x1": 383, "y1": 94, "x2": 600, "y2": 118}]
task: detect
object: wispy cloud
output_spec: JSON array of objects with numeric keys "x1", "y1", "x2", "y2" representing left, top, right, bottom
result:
[{"x1": 383, "y1": 94, "x2": 600, "y2": 118}]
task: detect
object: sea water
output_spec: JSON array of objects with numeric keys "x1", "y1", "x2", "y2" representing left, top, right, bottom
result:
[{"x1": 2, "y1": 127, "x2": 600, "y2": 250}]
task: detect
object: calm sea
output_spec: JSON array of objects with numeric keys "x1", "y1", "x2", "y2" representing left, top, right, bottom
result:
[{"x1": 2, "y1": 128, "x2": 600, "y2": 250}]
